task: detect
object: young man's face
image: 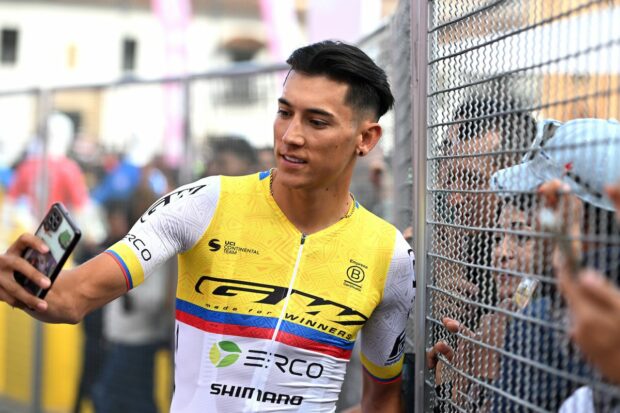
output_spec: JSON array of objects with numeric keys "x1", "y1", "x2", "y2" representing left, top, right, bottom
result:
[
  {"x1": 492, "y1": 203, "x2": 536, "y2": 300},
  {"x1": 444, "y1": 129, "x2": 503, "y2": 227},
  {"x1": 273, "y1": 71, "x2": 372, "y2": 190}
]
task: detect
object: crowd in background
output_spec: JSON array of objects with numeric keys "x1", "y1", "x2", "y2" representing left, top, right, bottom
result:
[
  {"x1": 0, "y1": 111, "x2": 391, "y2": 412},
  {"x1": 1, "y1": 96, "x2": 619, "y2": 413},
  {"x1": 425, "y1": 96, "x2": 620, "y2": 413}
]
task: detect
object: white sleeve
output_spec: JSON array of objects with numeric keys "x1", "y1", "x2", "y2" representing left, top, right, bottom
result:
[
  {"x1": 359, "y1": 231, "x2": 416, "y2": 382},
  {"x1": 105, "y1": 176, "x2": 220, "y2": 289},
  {"x1": 559, "y1": 387, "x2": 595, "y2": 413}
]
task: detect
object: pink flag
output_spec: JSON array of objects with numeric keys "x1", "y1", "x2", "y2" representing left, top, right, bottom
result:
[{"x1": 151, "y1": 0, "x2": 192, "y2": 168}]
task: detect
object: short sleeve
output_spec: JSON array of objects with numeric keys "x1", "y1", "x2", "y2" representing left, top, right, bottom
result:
[
  {"x1": 360, "y1": 231, "x2": 416, "y2": 383},
  {"x1": 105, "y1": 176, "x2": 220, "y2": 290}
]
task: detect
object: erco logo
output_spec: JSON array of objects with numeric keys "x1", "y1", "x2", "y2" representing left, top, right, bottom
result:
[
  {"x1": 245, "y1": 350, "x2": 324, "y2": 379},
  {"x1": 209, "y1": 239, "x2": 221, "y2": 252},
  {"x1": 208, "y1": 340, "x2": 324, "y2": 379},
  {"x1": 346, "y1": 266, "x2": 365, "y2": 283}
]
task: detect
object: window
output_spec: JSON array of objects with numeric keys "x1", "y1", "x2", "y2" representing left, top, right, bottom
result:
[
  {"x1": 1, "y1": 28, "x2": 18, "y2": 64},
  {"x1": 121, "y1": 37, "x2": 137, "y2": 72},
  {"x1": 220, "y1": 38, "x2": 264, "y2": 104}
]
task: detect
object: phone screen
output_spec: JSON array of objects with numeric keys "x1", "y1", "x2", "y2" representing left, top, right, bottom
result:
[{"x1": 15, "y1": 203, "x2": 81, "y2": 298}]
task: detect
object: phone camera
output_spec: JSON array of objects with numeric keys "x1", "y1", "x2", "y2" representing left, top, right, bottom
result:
[{"x1": 44, "y1": 210, "x2": 63, "y2": 232}]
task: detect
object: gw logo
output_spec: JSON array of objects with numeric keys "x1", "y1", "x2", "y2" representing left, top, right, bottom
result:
[
  {"x1": 209, "y1": 239, "x2": 221, "y2": 252},
  {"x1": 195, "y1": 275, "x2": 368, "y2": 326}
]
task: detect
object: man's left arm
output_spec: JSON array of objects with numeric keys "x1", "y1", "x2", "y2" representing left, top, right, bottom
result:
[{"x1": 359, "y1": 233, "x2": 416, "y2": 412}]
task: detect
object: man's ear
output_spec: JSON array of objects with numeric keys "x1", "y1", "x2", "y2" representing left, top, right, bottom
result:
[{"x1": 356, "y1": 122, "x2": 382, "y2": 157}]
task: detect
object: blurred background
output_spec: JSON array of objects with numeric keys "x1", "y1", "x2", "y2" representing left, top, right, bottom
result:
[{"x1": 2, "y1": 0, "x2": 620, "y2": 412}]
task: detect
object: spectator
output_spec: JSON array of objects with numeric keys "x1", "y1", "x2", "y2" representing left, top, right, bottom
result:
[
  {"x1": 256, "y1": 146, "x2": 276, "y2": 172},
  {"x1": 203, "y1": 135, "x2": 258, "y2": 177},
  {"x1": 350, "y1": 144, "x2": 387, "y2": 218},
  {"x1": 8, "y1": 112, "x2": 89, "y2": 213},
  {"x1": 92, "y1": 180, "x2": 175, "y2": 413},
  {"x1": 429, "y1": 118, "x2": 620, "y2": 412},
  {"x1": 432, "y1": 96, "x2": 537, "y2": 352}
]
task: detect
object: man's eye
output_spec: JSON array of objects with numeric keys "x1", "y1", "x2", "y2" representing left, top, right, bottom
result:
[
  {"x1": 309, "y1": 119, "x2": 328, "y2": 128},
  {"x1": 277, "y1": 109, "x2": 291, "y2": 117}
]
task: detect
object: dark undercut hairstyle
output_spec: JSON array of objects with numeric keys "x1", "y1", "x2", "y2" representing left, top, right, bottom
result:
[{"x1": 286, "y1": 40, "x2": 395, "y2": 121}]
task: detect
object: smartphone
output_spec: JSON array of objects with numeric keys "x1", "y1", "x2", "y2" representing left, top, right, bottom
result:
[
  {"x1": 512, "y1": 277, "x2": 539, "y2": 310},
  {"x1": 13, "y1": 203, "x2": 81, "y2": 299}
]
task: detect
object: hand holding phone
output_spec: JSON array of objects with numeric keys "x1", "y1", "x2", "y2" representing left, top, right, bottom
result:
[
  {"x1": 539, "y1": 206, "x2": 581, "y2": 278},
  {"x1": 13, "y1": 203, "x2": 81, "y2": 299}
]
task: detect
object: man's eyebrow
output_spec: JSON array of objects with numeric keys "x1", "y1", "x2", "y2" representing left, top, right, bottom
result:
[
  {"x1": 307, "y1": 108, "x2": 335, "y2": 118},
  {"x1": 277, "y1": 98, "x2": 335, "y2": 119}
]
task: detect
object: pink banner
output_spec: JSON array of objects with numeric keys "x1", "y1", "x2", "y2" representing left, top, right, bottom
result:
[
  {"x1": 307, "y1": 0, "x2": 381, "y2": 43},
  {"x1": 259, "y1": 0, "x2": 304, "y2": 62},
  {"x1": 151, "y1": 0, "x2": 192, "y2": 168}
]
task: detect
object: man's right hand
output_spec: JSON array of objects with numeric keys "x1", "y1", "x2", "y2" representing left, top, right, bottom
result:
[
  {"x1": 1, "y1": 232, "x2": 128, "y2": 324},
  {"x1": 0, "y1": 233, "x2": 51, "y2": 312}
]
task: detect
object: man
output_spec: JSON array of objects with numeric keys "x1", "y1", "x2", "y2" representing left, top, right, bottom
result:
[
  {"x1": 432, "y1": 97, "x2": 537, "y2": 329},
  {"x1": 429, "y1": 118, "x2": 620, "y2": 412},
  {"x1": 204, "y1": 135, "x2": 259, "y2": 177},
  {"x1": 0, "y1": 41, "x2": 415, "y2": 413}
]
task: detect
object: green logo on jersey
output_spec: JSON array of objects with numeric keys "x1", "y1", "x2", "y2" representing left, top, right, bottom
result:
[{"x1": 209, "y1": 341, "x2": 241, "y2": 367}]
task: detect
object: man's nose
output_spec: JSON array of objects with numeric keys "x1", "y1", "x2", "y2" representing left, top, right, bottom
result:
[{"x1": 281, "y1": 118, "x2": 304, "y2": 146}]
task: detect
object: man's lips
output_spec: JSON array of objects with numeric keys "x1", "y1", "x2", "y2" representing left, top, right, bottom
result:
[{"x1": 282, "y1": 155, "x2": 307, "y2": 164}]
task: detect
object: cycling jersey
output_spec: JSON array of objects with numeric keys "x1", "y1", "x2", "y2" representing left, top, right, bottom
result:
[{"x1": 106, "y1": 171, "x2": 415, "y2": 413}]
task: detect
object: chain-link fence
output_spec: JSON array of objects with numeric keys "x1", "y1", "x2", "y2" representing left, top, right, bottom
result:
[{"x1": 414, "y1": 0, "x2": 620, "y2": 412}]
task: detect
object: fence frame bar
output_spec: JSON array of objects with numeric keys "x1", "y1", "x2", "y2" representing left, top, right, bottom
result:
[{"x1": 412, "y1": 0, "x2": 431, "y2": 411}]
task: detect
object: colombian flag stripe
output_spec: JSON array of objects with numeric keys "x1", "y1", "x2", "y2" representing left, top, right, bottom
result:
[
  {"x1": 275, "y1": 329, "x2": 352, "y2": 359},
  {"x1": 104, "y1": 250, "x2": 133, "y2": 290},
  {"x1": 362, "y1": 365, "x2": 402, "y2": 384},
  {"x1": 105, "y1": 242, "x2": 145, "y2": 288},
  {"x1": 176, "y1": 299, "x2": 353, "y2": 359}
]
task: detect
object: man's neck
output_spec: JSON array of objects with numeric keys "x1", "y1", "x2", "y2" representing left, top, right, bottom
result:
[{"x1": 271, "y1": 172, "x2": 353, "y2": 235}]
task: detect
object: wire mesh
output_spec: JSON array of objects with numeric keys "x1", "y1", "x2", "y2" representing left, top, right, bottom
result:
[{"x1": 421, "y1": 0, "x2": 620, "y2": 412}]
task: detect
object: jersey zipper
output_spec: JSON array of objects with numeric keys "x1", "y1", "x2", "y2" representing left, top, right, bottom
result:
[
  {"x1": 247, "y1": 234, "x2": 306, "y2": 412},
  {"x1": 270, "y1": 233, "x2": 306, "y2": 342}
]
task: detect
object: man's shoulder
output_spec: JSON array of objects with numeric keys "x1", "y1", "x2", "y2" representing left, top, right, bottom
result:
[
  {"x1": 219, "y1": 171, "x2": 267, "y2": 192},
  {"x1": 354, "y1": 204, "x2": 408, "y2": 247}
]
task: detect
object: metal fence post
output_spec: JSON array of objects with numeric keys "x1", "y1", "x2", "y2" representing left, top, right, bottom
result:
[
  {"x1": 411, "y1": 0, "x2": 430, "y2": 412},
  {"x1": 180, "y1": 78, "x2": 193, "y2": 185},
  {"x1": 31, "y1": 88, "x2": 52, "y2": 413}
]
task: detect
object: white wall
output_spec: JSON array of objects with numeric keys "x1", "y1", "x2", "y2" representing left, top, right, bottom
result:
[{"x1": 0, "y1": 1, "x2": 273, "y2": 162}]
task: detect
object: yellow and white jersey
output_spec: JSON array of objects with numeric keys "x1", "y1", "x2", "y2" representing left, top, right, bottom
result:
[{"x1": 106, "y1": 172, "x2": 415, "y2": 413}]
